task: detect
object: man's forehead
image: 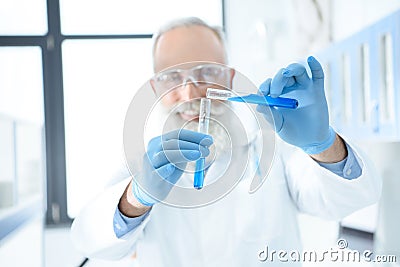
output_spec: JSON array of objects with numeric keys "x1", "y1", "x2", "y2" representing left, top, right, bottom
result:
[
  {"x1": 153, "y1": 25, "x2": 225, "y2": 72},
  {"x1": 157, "y1": 25, "x2": 221, "y2": 42}
]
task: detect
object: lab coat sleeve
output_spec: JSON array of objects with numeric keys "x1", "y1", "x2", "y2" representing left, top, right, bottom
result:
[
  {"x1": 70, "y1": 177, "x2": 152, "y2": 260},
  {"x1": 282, "y1": 138, "x2": 382, "y2": 220}
]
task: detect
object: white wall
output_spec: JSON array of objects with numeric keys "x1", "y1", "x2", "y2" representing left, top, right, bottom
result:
[
  {"x1": 331, "y1": 0, "x2": 400, "y2": 41},
  {"x1": 225, "y1": 0, "x2": 333, "y2": 85},
  {"x1": 225, "y1": 0, "x2": 295, "y2": 84}
]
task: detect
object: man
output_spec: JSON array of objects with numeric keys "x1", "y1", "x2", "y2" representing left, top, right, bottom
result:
[{"x1": 71, "y1": 17, "x2": 381, "y2": 266}]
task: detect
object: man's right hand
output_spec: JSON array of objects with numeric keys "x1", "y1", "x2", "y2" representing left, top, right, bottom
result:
[{"x1": 132, "y1": 129, "x2": 213, "y2": 206}]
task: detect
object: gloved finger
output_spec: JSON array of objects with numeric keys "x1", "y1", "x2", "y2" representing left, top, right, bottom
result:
[
  {"x1": 282, "y1": 63, "x2": 310, "y2": 85},
  {"x1": 279, "y1": 77, "x2": 297, "y2": 95},
  {"x1": 270, "y1": 68, "x2": 290, "y2": 98},
  {"x1": 154, "y1": 163, "x2": 176, "y2": 178},
  {"x1": 282, "y1": 76, "x2": 296, "y2": 88},
  {"x1": 307, "y1": 56, "x2": 324, "y2": 88},
  {"x1": 151, "y1": 149, "x2": 201, "y2": 168},
  {"x1": 160, "y1": 162, "x2": 187, "y2": 184},
  {"x1": 161, "y1": 129, "x2": 213, "y2": 146},
  {"x1": 162, "y1": 140, "x2": 210, "y2": 157},
  {"x1": 258, "y1": 78, "x2": 272, "y2": 95},
  {"x1": 256, "y1": 105, "x2": 284, "y2": 132}
]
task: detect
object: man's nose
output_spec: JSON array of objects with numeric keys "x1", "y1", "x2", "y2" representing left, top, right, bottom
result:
[{"x1": 178, "y1": 79, "x2": 202, "y2": 101}]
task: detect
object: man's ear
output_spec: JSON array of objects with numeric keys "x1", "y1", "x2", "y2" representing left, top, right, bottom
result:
[
  {"x1": 229, "y1": 68, "x2": 236, "y2": 88},
  {"x1": 149, "y1": 78, "x2": 158, "y2": 96}
]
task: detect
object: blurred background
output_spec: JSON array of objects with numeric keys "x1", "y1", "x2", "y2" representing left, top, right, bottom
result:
[{"x1": 0, "y1": 0, "x2": 399, "y2": 266}]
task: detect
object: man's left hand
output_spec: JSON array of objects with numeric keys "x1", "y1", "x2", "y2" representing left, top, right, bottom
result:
[{"x1": 256, "y1": 56, "x2": 336, "y2": 154}]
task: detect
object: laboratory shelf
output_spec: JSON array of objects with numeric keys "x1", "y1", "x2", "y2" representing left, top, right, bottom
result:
[
  {"x1": 317, "y1": 10, "x2": 400, "y2": 141},
  {"x1": 0, "y1": 195, "x2": 44, "y2": 242}
]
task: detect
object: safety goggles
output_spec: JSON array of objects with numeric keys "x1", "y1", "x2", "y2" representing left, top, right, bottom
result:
[{"x1": 151, "y1": 63, "x2": 232, "y2": 96}]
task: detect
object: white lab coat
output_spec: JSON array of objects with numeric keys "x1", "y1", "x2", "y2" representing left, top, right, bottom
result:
[{"x1": 71, "y1": 137, "x2": 381, "y2": 267}]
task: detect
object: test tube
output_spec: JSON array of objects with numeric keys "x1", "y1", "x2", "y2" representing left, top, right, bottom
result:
[
  {"x1": 194, "y1": 98, "x2": 211, "y2": 190},
  {"x1": 206, "y1": 88, "x2": 298, "y2": 109}
]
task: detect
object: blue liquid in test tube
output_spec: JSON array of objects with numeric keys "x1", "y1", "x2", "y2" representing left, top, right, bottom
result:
[
  {"x1": 194, "y1": 98, "x2": 211, "y2": 190},
  {"x1": 206, "y1": 88, "x2": 298, "y2": 109}
]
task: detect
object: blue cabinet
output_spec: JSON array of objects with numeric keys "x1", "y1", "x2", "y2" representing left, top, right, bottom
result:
[{"x1": 317, "y1": 10, "x2": 400, "y2": 141}]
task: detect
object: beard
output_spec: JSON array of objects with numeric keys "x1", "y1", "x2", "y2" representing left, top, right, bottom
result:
[{"x1": 159, "y1": 99, "x2": 233, "y2": 153}]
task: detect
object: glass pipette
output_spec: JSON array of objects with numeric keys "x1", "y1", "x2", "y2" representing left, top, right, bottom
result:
[
  {"x1": 194, "y1": 98, "x2": 211, "y2": 190},
  {"x1": 206, "y1": 88, "x2": 298, "y2": 109}
]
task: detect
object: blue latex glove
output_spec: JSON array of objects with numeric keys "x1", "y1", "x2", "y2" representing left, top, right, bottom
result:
[
  {"x1": 256, "y1": 56, "x2": 335, "y2": 154},
  {"x1": 132, "y1": 129, "x2": 213, "y2": 206}
]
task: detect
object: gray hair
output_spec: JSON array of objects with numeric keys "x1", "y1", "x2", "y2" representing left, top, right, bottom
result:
[{"x1": 152, "y1": 17, "x2": 228, "y2": 69}]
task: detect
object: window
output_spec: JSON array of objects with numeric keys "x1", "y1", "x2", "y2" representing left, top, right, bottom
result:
[
  {"x1": 62, "y1": 39, "x2": 153, "y2": 217},
  {"x1": 0, "y1": 47, "x2": 44, "y2": 208},
  {"x1": 0, "y1": 47, "x2": 44, "y2": 123},
  {"x1": 60, "y1": 0, "x2": 223, "y2": 35},
  {"x1": 0, "y1": 0, "x2": 47, "y2": 35}
]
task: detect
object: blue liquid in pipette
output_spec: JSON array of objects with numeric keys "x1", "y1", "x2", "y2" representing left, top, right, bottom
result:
[
  {"x1": 228, "y1": 94, "x2": 298, "y2": 109},
  {"x1": 194, "y1": 158, "x2": 205, "y2": 190}
]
